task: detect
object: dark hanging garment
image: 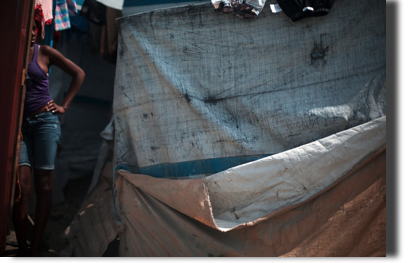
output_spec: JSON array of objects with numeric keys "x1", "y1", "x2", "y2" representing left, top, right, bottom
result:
[
  {"x1": 275, "y1": 0, "x2": 310, "y2": 22},
  {"x1": 312, "y1": 0, "x2": 336, "y2": 16},
  {"x1": 80, "y1": 0, "x2": 107, "y2": 25},
  {"x1": 276, "y1": 0, "x2": 335, "y2": 22}
]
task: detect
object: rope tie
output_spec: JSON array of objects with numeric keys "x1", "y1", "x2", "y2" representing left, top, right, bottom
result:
[{"x1": 15, "y1": 132, "x2": 23, "y2": 202}]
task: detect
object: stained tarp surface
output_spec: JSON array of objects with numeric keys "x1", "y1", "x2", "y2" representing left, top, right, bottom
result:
[
  {"x1": 114, "y1": 0, "x2": 385, "y2": 178},
  {"x1": 115, "y1": 117, "x2": 386, "y2": 256},
  {"x1": 113, "y1": 0, "x2": 386, "y2": 257}
]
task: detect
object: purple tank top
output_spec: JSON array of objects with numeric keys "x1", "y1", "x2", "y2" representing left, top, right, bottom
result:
[{"x1": 24, "y1": 44, "x2": 52, "y2": 116}]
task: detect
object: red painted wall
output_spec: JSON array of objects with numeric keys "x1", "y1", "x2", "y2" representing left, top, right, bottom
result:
[{"x1": 0, "y1": 0, "x2": 33, "y2": 255}]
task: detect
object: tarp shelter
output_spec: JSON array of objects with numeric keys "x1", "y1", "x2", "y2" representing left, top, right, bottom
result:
[
  {"x1": 112, "y1": 0, "x2": 385, "y2": 256},
  {"x1": 50, "y1": 0, "x2": 206, "y2": 207},
  {"x1": 114, "y1": 0, "x2": 386, "y2": 256}
]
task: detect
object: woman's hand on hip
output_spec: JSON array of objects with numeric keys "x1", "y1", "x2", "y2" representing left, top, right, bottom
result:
[{"x1": 46, "y1": 100, "x2": 67, "y2": 114}]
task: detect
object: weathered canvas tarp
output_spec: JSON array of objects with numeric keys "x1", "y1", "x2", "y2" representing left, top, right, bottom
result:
[
  {"x1": 115, "y1": 117, "x2": 386, "y2": 256},
  {"x1": 112, "y1": 0, "x2": 386, "y2": 257},
  {"x1": 113, "y1": 0, "x2": 385, "y2": 178}
]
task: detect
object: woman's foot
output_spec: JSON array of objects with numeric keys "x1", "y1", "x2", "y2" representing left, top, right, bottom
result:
[
  {"x1": 16, "y1": 248, "x2": 29, "y2": 257},
  {"x1": 29, "y1": 248, "x2": 40, "y2": 257}
]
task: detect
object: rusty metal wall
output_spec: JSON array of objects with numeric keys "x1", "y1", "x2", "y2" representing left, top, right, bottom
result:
[{"x1": 0, "y1": 0, "x2": 34, "y2": 255}]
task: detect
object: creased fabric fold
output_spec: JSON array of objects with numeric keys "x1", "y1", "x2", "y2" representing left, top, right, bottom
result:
[{"x1": 117, "y1": 117, "x2": 385, "y2": 232}]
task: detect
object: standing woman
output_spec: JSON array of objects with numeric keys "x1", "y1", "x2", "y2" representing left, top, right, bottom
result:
[{"x1": 13, "y1": 19, "x2": 85, "y2": 256}]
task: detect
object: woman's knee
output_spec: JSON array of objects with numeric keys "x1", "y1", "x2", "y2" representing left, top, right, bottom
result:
[
  {"x1": 34, "y1": 169, "x2": 53, "y2": 194},
  {"x1": 17, "y1": 166, "x2": 31, "y2": 200}
]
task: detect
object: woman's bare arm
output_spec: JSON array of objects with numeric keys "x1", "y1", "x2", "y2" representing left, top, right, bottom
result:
[{"x1": 40, "y1": 45, "x2": 85, "y2": 114}]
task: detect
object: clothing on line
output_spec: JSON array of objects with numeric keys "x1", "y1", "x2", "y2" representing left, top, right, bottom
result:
[
  {"x1": 34, "y1": 0, "x2": 54, "y2": 38},
  {"x1": 96, "y1": 0, "x2": 124, "y2": 11},
  {"x1": 276, "y1": 0, "x2": 336, "y2": 22},
  {"x1": 55, "y1": 0, "x2": 78, "y2": 31},
  {"x1": 35, "y1": 0, "x2": 54, "y2": 23},
  {"x1": 211, "y1": 0, "x2": 266, "y2": 19}
]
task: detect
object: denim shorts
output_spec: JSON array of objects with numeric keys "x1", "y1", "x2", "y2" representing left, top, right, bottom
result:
[{"x1": 18, "y1": 111, "x2": 61, "y2": 170}]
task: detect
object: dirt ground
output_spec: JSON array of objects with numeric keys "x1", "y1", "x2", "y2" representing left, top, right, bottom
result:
[{"x1": 4, "y1": 173, "x2": 119, "y2": 257}]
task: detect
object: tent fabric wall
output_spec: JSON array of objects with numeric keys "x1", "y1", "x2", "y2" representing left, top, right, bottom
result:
[
  {"x1": 113, "y1": 0, "x2": 385, "y2": 179},
  {"x1": 115, "y1": 118, "x2": 386, "y2": 256},
  {"x1": 116, "y1": 151, "x2": 385, "y2": 256},
  {"x1": 116, "y1": 117, "x2": 385, "y2": 232},
  {"x1": 112, "y1": 0, "x2": 386, "y2": 257}
]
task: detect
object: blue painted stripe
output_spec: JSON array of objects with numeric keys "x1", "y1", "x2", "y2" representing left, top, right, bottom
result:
[{"x1": 115, "y1": 154, "x2": 271, "y2": 178}]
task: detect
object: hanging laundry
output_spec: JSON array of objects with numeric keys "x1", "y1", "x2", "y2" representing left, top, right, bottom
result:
[
  {"x1": 55, "y1": 0, "x2": 74, "y2": 31},
  {"x1": 34, "y1": 0, "x2": 54, "y2": 39},
  {"x1": 100, "y1": 6, "x2": 122, "y2": 64},
  {"x1": 80, "y1": 0, "x2": 107, "y2": 25},
  {"x1": 269, "y1": 0, "x2": 283, "y2": 13},
  {"x1": 67, "y1": 0, "x2": 78, "y2": 15},
  {"x1": 35, "y1": 0, "x2": 54, "y2": 22},
  {"x1": 72, "y1": 0, "x2": 84, "y2": 13},
  {"x1": 212, "y1": 0, "x2": 266, "y2": 19},
  {"x1": 276, "y1": 0, "x2": 336, "y2": 22},
  {"x1": 69, "y1": 14, "x2": 89, "y2": 34},
  {"x1": 58, "y1": 1, "x2": 88, "y2": 41},
  {"x1": 212, "y1": 0, "x2": 232, "y2": 13},
  {"x1": 311, "y1": 0, "x2": 336, "y2": 16},
  {"x1": 96, "y1": 0, "x2": 124, "y2": 11}
]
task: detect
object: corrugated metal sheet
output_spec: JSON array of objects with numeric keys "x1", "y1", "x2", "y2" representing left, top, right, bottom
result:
[{"x1": 0, "y1": 0, "x2": 33, "y2": 255}]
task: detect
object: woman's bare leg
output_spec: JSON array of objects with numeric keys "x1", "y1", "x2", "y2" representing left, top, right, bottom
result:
[
  {"x1": 12, "y1": 165, "x2": 32, "y2": 256},
  {"x1": 29, "y1": 168, "x2": 53, "y2": 256}
]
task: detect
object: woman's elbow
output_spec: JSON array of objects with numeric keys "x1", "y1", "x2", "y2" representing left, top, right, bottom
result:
[
  {"x1": 74, "y1": 69, "x2": 85, "y2": 86},
  {"x1": 78, "y1": 69, "x2": 85, "y2": 81}
]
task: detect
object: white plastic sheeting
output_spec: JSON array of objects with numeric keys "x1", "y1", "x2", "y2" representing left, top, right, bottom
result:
[{"x1": 97, "y1": 0, "x2": 124, "y2": 10}]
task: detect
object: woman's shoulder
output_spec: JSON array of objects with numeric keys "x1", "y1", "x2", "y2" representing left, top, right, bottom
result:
[
  {"x1": 38, "y1": 45, "x2": 62, "y2": 60},
  {"x1": 38, "y1": 44, "x2": 54, "y2": 54}
]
